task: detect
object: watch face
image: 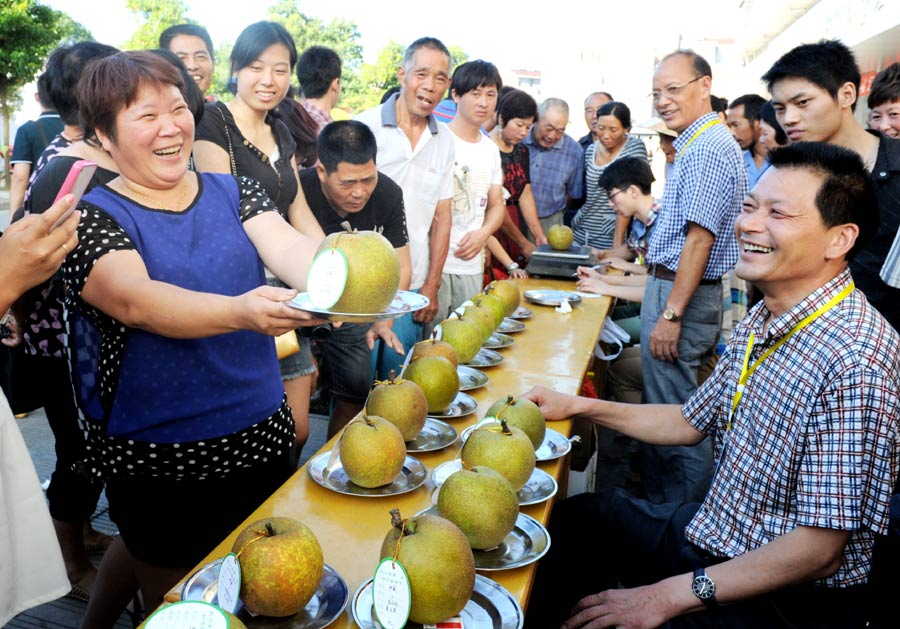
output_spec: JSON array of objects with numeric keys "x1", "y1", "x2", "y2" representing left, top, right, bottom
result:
[{"x1": 692, "y1": 575, "x2": 715, "y2": 599}]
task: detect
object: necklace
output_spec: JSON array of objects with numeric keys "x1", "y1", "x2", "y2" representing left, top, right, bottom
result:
[{"x1": 119, "y1": 177, "x2": 192, "y2": 211}]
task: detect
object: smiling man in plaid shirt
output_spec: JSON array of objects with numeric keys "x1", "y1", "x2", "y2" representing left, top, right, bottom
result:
[{"x1": 521, "y1": 142, "x2": 899, "y2": 629}]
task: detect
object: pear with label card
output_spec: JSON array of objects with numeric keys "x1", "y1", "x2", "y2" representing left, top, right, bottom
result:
[
  {"x1": 380, "y1": 508, "x2": 475, "y2": 624},
  {"x1": 309, "y1": 223, "x2": 400, "y2": 313},
  {"x1": 231, "y1": 517, "x2": 323, "y2": 617}
]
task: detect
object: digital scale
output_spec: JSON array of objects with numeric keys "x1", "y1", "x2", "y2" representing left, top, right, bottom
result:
[{"x1": 525, "y1": 244, "x2": 593, "y2": 279}]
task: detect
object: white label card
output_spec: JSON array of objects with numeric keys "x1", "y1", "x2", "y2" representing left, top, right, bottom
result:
[
  {"x1": 144, "y1": 601, "x2": 228, "y2": 628},
  {"x1": 307, "y1": 248, "x2": 348, "y2": 309},
  {"x1": 372, "y1": 558, "x2": 411, "y2": 629},
  {"x1": 217, "y1": 553, "x2": 242, "y2": 614}
]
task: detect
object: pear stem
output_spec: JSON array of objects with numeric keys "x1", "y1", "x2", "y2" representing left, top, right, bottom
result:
[{"x1": 233, "y1": 523, "x2": 274, "y2": 559}]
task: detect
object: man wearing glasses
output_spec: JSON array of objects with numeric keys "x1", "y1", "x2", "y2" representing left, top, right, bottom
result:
[{"x1": 640, "y1": 50, "x2": 748, "y2": 504}]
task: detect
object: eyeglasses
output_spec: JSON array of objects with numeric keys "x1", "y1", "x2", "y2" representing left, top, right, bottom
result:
[
  {"x1": 607, "y1": 189, "x2": 624, "y2": 203},
  {"x1": 651, "y1": 76, "x2": 706, "y2": 102}
]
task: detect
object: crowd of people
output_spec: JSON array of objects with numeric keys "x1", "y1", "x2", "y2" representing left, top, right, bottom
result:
[{"x1": 0, "y1": 18, "x2": 898, "y2": 629}]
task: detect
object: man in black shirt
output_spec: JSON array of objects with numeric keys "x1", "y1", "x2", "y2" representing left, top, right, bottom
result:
[{"x1": 300, "y1": 120, "x2": 412, "y2": 436}]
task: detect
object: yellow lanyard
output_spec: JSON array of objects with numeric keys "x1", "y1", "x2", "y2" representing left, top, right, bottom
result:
[
  {"x1": 678, "y1": 118, "x2": 721, "y2": 159},
  {"x1": 727, "y1": 282, "x2": 855, "y2": 430}
]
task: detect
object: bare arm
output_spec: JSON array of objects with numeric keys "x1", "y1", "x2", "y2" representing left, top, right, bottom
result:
[
  {"x1": 191, "y1": 139, "x2": 232, "y2": 174},
  {"x1": 593, "y1": 243, "x2": 635, "y2": 262},
  {"x1": 650, "y1": 222, "x2": 715, "y2": 362},
  {"x1": 9, "y1": 163, "x2": 30, "y2": 220},
  {"x1": 518, "y1": 184, "x2": 547, "y2": 245},
  {"x1": 565, "y1": 526, "x2": 850, "y2": 629},
  {"x1": 612, "y1": 212, "x2": 630, "y2": 248},
  {"x1": 486, "y1": 236, "x2": 527, "y2": 278},
  {"x1": 576, "y1": 276, "x2": 645, "y2": 302},
  {"x1": 243, "y1": 211, "x2": 318, "y2": 291},
  {"x1": 498, "y1": 208, "x2": 535, "y2": 259},
  {"x1": 522, "y1": 385, "x2": 703, "y2": 445},
  {"x1": 455, "y1": 183, "x2": 506, "y2": 260},
  {"x1": 415, "y1": 197, "x2": 451, "y2": 324},
  {"x1": 287, "y1": 156, "x2": 325, "y2": 243}
]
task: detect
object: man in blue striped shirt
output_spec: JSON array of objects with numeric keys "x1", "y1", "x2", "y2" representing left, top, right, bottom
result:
[{"x1": 641, "y1": 50, "x2": 748, "y2": 504}]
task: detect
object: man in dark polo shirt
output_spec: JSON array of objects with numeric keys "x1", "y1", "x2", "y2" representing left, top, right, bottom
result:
[{"x1": 300, "y1": 120, "x2": 412, "y2": 437}]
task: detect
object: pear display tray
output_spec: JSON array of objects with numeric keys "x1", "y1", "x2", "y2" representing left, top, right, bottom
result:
[
  {"x1": 416, "y1": 507, "x2": 551, "y2": 571},
  {"x1": 457, "y1": 365, "x2": 489, "y2": 391},
  {"x1": 306, "y1": 451, "x2": 427, "y2": 497},
  {"x1": 427, "y1": 391, "x2": 478, "y2": 419},
  {"x1": 497, "y1": 318, "x2": 526, "y2": 334},
  {"x1": 351, "y1": 574, "x2": 524, "y2": 629},
  {"x1": 508, "y1": 307, "x2": 533, "y2": 320},
  {"x1": 181, "y1": 559, "x2": 348, "y2": 628},
  {"x1": 523, "y1": 289, "x2": 582, "y2": 307},
  {"x1": 458, "y1": 427, "x2": 572, "y2": 463},
  {"x1": 464, "y1": 348, "x2": 504, "y2": 368},
  {"x1": 483, "y1": 332, "x2": 514, "y2": 350},
  {"x1": 406, "y1": 418, "x2": 458, "y2": 452},
  {"x1": 288, "y1": 290, "x2": 429, "y2": 323},
  {"x1": 431, "y1": 460, "x2": 558, "y2": 506}
]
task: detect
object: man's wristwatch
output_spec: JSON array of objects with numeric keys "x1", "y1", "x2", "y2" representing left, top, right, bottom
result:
[
  {"x1": 691, "y1": 568, "x2": 719, "y2": 609},
  {"x1": 507, "y1": 262, "x2": 520, "y2": 272},
  {"x1": 662, "y1": 306, "x2": 681, "y2": 322}
]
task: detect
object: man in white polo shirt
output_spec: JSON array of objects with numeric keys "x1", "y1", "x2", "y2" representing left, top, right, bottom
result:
[{"x1": 357, "y1": 36, "x2": 455, "y2": 377}]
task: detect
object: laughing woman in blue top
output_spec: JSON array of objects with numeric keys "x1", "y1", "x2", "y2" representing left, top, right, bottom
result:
[{"x1": 64, "y1": 51, "x2": 328, "y2": 628}]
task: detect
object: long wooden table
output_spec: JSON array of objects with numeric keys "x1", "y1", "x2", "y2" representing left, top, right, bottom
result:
[{"x1": 161, "y1": 277, "x2": 612, "y2": 627}]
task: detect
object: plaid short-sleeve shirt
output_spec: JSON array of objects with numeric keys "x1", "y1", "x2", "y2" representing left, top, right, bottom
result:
[{"x1": 682, "y1": 269, "x2": 900, "y2": 586}]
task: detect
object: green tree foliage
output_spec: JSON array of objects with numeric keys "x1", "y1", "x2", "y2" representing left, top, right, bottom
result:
[
  {"x1": 124, "y1": 0, "x2": 189, "y2": 51},
  {"x1": 0, "y1": 0, "x2": 67, "y2": 183},
  {"x1": 448, "y1": 45, "x2": 469, "y2": 74}
]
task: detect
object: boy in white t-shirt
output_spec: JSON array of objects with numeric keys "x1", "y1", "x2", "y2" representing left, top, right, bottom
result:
[{"x1": 437, "y1": 60, "x2": 507, "y2": 319}]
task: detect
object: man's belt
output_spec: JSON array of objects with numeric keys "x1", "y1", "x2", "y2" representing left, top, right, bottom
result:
[{"x1": 650, "y1": 264, "x2": 721, "y2": 285}]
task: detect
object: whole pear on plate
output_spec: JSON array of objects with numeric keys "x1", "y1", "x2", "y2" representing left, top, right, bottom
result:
[
  {"x1": 437, "y1": 464, "x2": 519, "y2": 549},
  {"x1": 486, "y1": 395, "x2": 546, "y2": 449},
  {"x1": 438, "y1": 317, "x2": 482, "y2": 364},
  {"x1": 404, "y1": 355, "x2": 459, "y2": 413},
  {"x1": 461, "y1": 419, "x2": 536, "y2": 491},
  {"x1": 366, "y1": 371, "x2": 429, "y2": 441},
  {"x1": 485, "y1": 280, "x2": 520, "y2": 316},
  {"x1": 339, "y1": 415, "x2": 406, "y2": 487},
  {"x1": 411, "y1": 336, "x2": 459, "y2": 368},
  {"x1": 380, "y1": 509, "x2": 475, "y2": 624}
]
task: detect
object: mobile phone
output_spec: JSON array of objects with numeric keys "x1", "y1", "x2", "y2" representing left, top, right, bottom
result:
[{"x1": 52, "y1": 159, "x2": 97, "y2": 230}]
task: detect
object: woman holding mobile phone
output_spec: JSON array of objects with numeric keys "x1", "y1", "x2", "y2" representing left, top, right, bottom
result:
[
  {"x1": 64, "y1": 51, "x2": 328, "y2": 627},
  {"x1": 193, "y1": 21, "x2": 325, "y2": 465}
]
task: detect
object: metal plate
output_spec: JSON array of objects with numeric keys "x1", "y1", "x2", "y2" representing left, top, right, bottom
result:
[
  {"x1": 431, "y1": 461, "x2": 558, "y2": 507},
  {"x1": 418, "y1": 507, "x2": 550, "y2": 571},
  {"x1": 483, "y1": 332, "x2": 514, "y2": 350},
  {"x1": 427, "y1": 391, "x2": 477, "y2": 419},
  {"x1": 523, "y1": 289, "x2": 582, "y2": 307},
  {"x1": 287, "y1": 290, "x2": 428, "y2": 323},
  {"x1": 458, "y1": 365, "x2": 489, "y2": 391},
  {"x1": 464, "y1": 348, "x2": 504, "y2": 368},
  {"x1": 181, "y1": 559, "x2": 349, "y2": 628},
  {"x1": 351, "y1": 574, "x2": 523, "y2": 629},
  {"x1": 406, "y1": 418, "x2": 458, "y2": 452},
  {"x1": 508, "y1": 307, "x2": 533, "y2": 320},
  {"x1": 498, "y1": 318, "x2": 526, "y2": 333},
  {"x1": 306, "y1": 451, "x2": 427, "y2": 497},
  {"x1": 534, "y1": 428, "x2": 573, "y2": 462}
]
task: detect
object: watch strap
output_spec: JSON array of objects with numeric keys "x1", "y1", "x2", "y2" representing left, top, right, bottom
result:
[{"x1": 691, "y1": 568, "x2": 719, "y2": 609}]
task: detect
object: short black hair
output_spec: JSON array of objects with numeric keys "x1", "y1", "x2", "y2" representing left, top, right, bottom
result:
[
  {"x1": 44, "y1": 41, "x2": 120, "y2": 126},
  {"x1": 297, "y1": 46, "x2": 341, "y2": 100},
  {"x1": 710, "y1": 95, "x2": 728, "y2": 113},
  {"x1": 761, "y1": 39, "x2": 860, "y2": 112},
  {"x1": 159, "y1": 23, "x2": 215, "y2": 62},
  {"x1": 728, "y1": 94, "x2": 767, "y2": 124},
  {"x1": 661, "y1": 49, "x2": 712, "y2": 80},
  {"x1": 759, "y1": 100, "x2": 787, "y2": 146},
  {"x1": 597, "y1": 156, "x2": 655, "y2": 195},
  {"x1": 867, "y1": 62, "x2": 900, "y2": 109},
  {"x1": 317, "y1": 120, "x2": 377, "y2": 174},
  {"x1": 149, "y1": 48, "x2": 206, "y2": 126},
  {"x1": 497, "y1": 88, "x2": 537, "y2": 124},
  {"x1": 450, "y1": 59, "x2": 502, "y2": 97},
  {"x1": 597, "y1": 101, "x2": 631, "y2": 129},
  {"x1": 230, "y1": 21, "x2": 297, "y2": 82},
  {"x1": 36, "y1": 73, "x2": 53, "y2": 110},
  {"x1": 767, "y1": 142, "x2": 878, "y2": 260}
]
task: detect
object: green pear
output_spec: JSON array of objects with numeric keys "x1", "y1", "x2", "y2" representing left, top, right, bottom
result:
[
  {"x1": 438, "y1": 464, "x2": 519, "y2": 549},
  {"x1": 547, "y1": 224, "x2": 574, "y2": 251},
  {"x1": 339, "y1": 415, "x2": 406, "y2": 487},
  {"x1": 485, "y1": 280, "x2": 520, "y2": 316},
  {"x1": 486, "y1": 395, "x2": 546, "y2": 449},
  {"x1": 366, "y1": 371, "x2": 429, "y2": 441},
  {"x1": 462, "y1": 304, "x2": 495, "y2": 342},
  {"x1": 461, "y1": 419, "x2": 536, "y2": 491},
  {"x1": 403, "y1": 355, "x2": 459, "y2": 413},
  {"x1": 380, "y1": 509, "x2": 475, "y2": 624},
  {"x1": 474, "y1": 293, "x2": 505, "y2": 329},
  {"x1": 438, "y1": 318, "x2": 482, "y2": 364},
  {"x1": 411, "y1": 337, "x2": 459, "y2": 368}
]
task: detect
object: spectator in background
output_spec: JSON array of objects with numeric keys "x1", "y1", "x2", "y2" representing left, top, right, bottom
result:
[
  {"x1": 726, "y1": 93, "x2": 770, "y2": 187},
  {"x1": 159, "y1": 23, "x2": 215, "y2": 96},
  {"x1": 277, "y1": 86, "x2": 319, "y2": 168},
  {"x1": 8, "y1": 74, "x2": 63, "y2": 218},
  {"x1": 758, "y1": 100, "x2": 788, "y2": 151},
  {"x1": 523, "y1": 97, "x2": 584, "y2": 233},
  {"x1": 579, "y1": 91, "x2": 614, "y2": 151},
  {"x1": 867, "y1": 62, "x2": 900, "y2": 139},
  {"x1": 296, "y1": 45, "x2": 342, "y2": 133},
  {"x1": 710, "y1": 94, "x2": 728, "y2": 122}
]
